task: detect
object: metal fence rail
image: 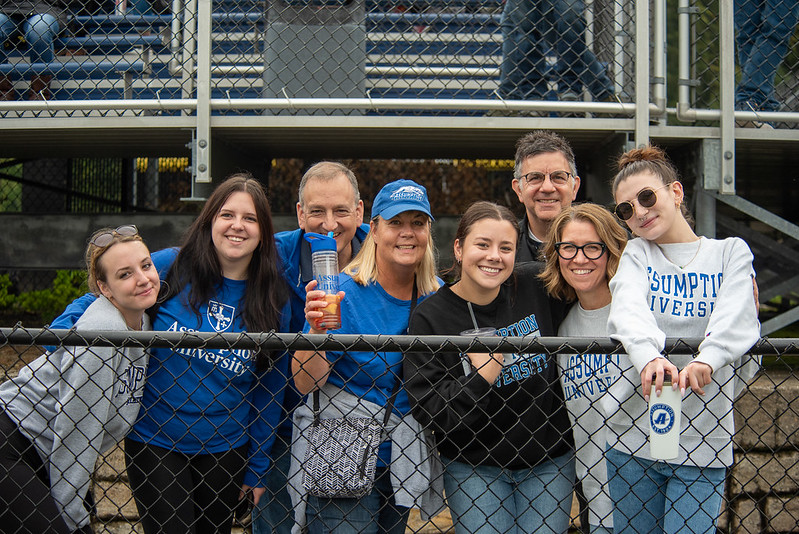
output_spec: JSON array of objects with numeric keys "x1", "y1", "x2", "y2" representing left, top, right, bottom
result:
[
  {"x1": 1, "y1": 0, "x2": 798, "y2": 183},
  {"x1": 0, "y1": 327, "x2": 797, "y2": 533}
]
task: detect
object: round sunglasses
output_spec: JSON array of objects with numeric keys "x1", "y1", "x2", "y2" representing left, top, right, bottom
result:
[{"x1": 614, "y1": 184, "x2": 670, "y2": 220}]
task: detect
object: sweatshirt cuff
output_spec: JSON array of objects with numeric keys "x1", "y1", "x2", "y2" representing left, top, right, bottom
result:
[
  {"x1": 626, "y1": 346, "x2": 665, "y2": 375},
  {"x1": 693, "y1": 347, "x2": 727, "y2": 374}
]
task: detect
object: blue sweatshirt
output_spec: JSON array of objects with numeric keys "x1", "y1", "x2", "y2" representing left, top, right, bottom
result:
[{"x1": 49, "y1": 247, "x2": 289, "y2": 487}]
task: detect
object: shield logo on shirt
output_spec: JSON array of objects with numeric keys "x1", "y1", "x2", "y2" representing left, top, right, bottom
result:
[{"x1": 207, "y1": 300, "x2": 235, "y2": 332}]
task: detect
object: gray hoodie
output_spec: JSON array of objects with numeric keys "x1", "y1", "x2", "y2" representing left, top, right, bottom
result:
[{"x1": 0, "y1": 296, "x2": 149, "y2": 531}]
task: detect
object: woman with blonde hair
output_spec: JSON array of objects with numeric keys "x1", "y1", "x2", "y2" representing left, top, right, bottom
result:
[
  {"x1": 0, "y1": 225, "x2": 158, "y2": 533},
  {"x1": 540, "y1": 203, "x2": 627, "y2": 534},
  {"x1": 291, "y1": 179, "x2": 443, "y2": 534}
]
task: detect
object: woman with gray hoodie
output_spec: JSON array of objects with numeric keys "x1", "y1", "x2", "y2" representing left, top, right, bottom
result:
[{"x1": 0, "y1": 225, "x2": 159, "y2": 533}]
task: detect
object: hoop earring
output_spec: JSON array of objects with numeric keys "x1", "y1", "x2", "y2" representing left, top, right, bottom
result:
[{"x1": 156, "y1": 279, "x2": 171, "y2": 304}]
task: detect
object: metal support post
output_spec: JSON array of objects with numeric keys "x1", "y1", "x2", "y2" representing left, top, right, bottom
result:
[
  {"x1": 194, "y1": 0, "x2": 212, "y2": 186},
  {"x1": 719, "y1": 0, "x2": 735, "y2": 194},
  {"x1": 634, "y1": 0, "x2": 649, "y2": 146}
]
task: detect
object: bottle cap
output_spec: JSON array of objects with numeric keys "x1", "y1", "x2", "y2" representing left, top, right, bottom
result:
[{"x1": 304, "y1": 232, "x2": 337, "y2": 253}]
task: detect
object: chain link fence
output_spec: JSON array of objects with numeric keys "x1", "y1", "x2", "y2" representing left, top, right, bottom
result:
[
  {"x1": 1, "y1": 0, "x2": 639, "y2": 116},
  {"x1": 0, "y1": 327, "x2": 796, "y2": 533}
]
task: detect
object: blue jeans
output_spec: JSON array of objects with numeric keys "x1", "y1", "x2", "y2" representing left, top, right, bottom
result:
[
  {"x1": 126, "y1": 0, "x2": 154, "y2": 16},
  {"x1": 734, "y1": 0, "x2": 799, "y2": 111},
  {"x1": 499, "y1": 0, "x2": 613, "y2": 100},
  {"x1": 442, "y1": 452, "x2": 576, "y2": 534},
  {"x1": 306, "y1": 467, "x2": 410, "y2": 534},
  {"x1": 605, "y1": 447, "x2": 726, "y2": 534},
  {"x1": 252, "y1": 433, "x2": 294, "y2": 534},
  {"x1": 0, "y1": 14, "x2": 59, "y2": 64}
]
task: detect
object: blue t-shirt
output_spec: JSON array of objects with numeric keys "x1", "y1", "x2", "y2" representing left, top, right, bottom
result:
[
  {"x1": 304, "y1": 273, "x2": 435, "y2": 463},
  {"x1": 50, "y1": 248, "x2": 289, "y2": 487}
]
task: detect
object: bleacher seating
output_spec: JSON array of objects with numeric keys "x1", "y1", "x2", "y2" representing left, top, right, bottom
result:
[{"x1": 1, "y1": 1, "x2": 512, "y2": 105}]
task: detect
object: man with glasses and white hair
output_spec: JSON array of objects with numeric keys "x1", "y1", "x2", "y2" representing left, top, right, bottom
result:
[
  {"x1": 251, "y1": 161, "x2": 369, "y2": 534},
  {"x1": 511, "y1": 130, "x2": 582, "y2": 262}
]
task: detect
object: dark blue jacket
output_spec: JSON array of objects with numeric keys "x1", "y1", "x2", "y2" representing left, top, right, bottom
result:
[{"x1": 273, "y1": 223, "x2": 370, "y2": 437}]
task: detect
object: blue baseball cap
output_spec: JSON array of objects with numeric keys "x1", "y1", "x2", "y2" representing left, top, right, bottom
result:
[{"x1": 370, "y1": 179, "x2": 435, "y2": 221}]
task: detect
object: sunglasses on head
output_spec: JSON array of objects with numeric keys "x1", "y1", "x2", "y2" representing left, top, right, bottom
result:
[
  {"x1": 90, "y1": 225, "x2": 139, "y2": 248},
  {"x1": 614, "y1": 184, "x2": 671, "y2": 221}
]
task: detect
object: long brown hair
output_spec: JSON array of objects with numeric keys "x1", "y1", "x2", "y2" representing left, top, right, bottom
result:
[{"x1": 158, "y1": 173, "x2": 287, "y2": 367}]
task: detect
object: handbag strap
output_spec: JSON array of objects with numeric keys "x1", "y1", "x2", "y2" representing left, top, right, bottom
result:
[{"x1": 310, "y1": 276, "x2": 418, "y2": 428}]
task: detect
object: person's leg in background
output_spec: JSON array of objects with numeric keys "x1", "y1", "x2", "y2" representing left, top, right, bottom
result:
[
  {"x1": 251, "y1": 432, "x2": 295, "y2": 534},
  {"x1": 498, "y1": 0, "x2": 549, "y2": 102},
  {"x1": 0, "y1": 14, "x2": 18, "y2": 100},
  {"x1": 23, "y1": 13, "x2": 58, "y2": 100},
  {"x1": 548, "y1": 0, "x2": 614, "y2": 101},
  {"x1": 735, "y1": 0, "x2": 799, "y2": 112}
]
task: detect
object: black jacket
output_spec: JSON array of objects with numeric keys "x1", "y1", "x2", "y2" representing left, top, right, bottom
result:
[
  {"x1": 405, "y1": 262, "x2": 572, "y2": 469},
  {"x1": 515, "y1": 215, "x2": 543, "y2": 263}
]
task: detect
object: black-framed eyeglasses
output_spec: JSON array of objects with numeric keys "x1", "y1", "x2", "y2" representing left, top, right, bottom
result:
[
  {"x1": 519, "y1": 170, "x2": 572, "y2": 186},
  {"x1": 554, "y1": 241, "x2": 607, "y2": 260},
  {"x1": 90, "y1": 225, "x2": 139, "y2": 247},
  {"x1": 614, "y1": 184, "x2": 670, "y2": 220}
]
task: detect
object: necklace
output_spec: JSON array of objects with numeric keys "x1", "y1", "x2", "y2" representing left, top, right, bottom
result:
[{"x1": 659, "y1": 238, "x2": 702, "y2": 269}]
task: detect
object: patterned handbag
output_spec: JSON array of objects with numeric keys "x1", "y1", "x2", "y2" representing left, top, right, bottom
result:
[{"x1": 302, "y1": 384, "x2": 399, "y2": 499}]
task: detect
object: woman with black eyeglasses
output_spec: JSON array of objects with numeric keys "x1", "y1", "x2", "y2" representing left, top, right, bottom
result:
[
  {"x1": 603, "y1": 146, "x2": 760, "y2": 534},
  {"x1": 0, "y1": 226, "x2": 159, "y2": 533},
  {"x1": 539, "y1": 203, "x2": 628, "y2": 534}
]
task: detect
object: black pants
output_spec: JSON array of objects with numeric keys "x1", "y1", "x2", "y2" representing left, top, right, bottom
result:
[
  {"x1": 124, "y1": 437, "x2": 248, "y2": 534},
  {"x1": 0, "y1": 409, "x2": 72, "y2": 534}
]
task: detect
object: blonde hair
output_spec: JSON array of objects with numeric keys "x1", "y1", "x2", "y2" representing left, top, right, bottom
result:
[
  {"x1": 85, "y1": 228, "x2": 145, "y2": 295},
  {"x1": 539, "y1": 203, "x2": 628, "y2": 302},
  {"x1": 343, "y1": 216, "x2": 440, "y2": 295}
]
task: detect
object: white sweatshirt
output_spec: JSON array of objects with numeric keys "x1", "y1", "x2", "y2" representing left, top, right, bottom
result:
[{"x1": 604, "y1": 236, "x2": 760, "y2": 468}]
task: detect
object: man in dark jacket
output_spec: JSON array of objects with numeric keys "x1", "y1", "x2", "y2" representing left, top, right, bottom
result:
[{"x1": 511, "y1": 130, "x2": 581, "y2": 262}]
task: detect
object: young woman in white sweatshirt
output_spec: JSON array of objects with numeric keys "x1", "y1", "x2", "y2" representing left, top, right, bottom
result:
[{"x1": 604, "y1": 146, "x2": 760, "y2": 534}]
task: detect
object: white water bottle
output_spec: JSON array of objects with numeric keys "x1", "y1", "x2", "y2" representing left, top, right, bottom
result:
[
  {"x1": 304, "y1": 232, "x2": 341, "y2": 330},
  {"x1": 649, "y1": 373, "x2": 682, "y2": 460}
]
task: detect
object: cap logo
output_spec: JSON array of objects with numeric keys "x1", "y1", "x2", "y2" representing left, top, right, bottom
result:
[{"x1": 390, "y1": 185, "x2": 425, "y2": 202}]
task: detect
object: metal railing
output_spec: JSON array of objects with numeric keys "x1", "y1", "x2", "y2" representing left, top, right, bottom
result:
[{"x1": 1, "y1": 326, "x2": 797, "y2": 532}]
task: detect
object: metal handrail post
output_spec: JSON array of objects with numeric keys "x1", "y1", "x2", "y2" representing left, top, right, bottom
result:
[
  {"x1": 719, "y1": 0, "x2": 735, "y2": 195},
  {"x1": 652, "y1": 0, "x2": 667, "y2": 123},
  {"x1": 634, "y1": 0, "x2": 649, "y2": 146},
  {"x1": 194, "y1": 0, "x2": 212, "y2": 186}
]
